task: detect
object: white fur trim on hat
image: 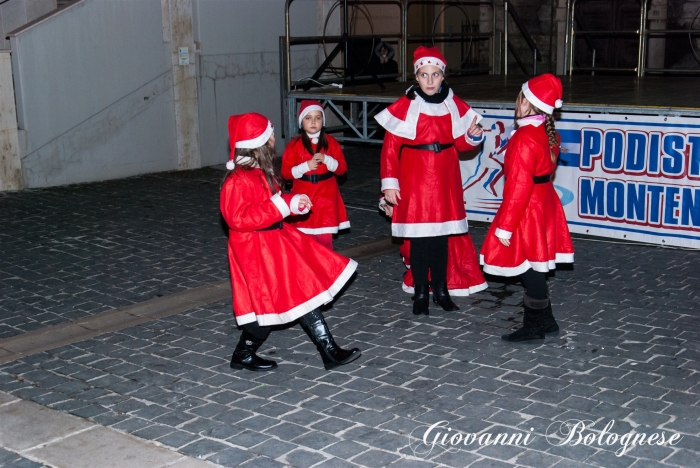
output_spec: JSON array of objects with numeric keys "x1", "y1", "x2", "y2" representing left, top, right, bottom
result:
[
  {"x1": 236, "y1": 122, "x2": 274, "y2": 149},
  {"x1": 414, "y1": 57, "x2": 446, "y2": 74},
  {"x1": 298, "y1": 105, "x2": 325, "y2": 128},
  {"x1": 522, "y1": 82, "x2": 554, "y2": 114}
]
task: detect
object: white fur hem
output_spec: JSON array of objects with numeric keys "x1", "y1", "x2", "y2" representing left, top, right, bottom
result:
[
  {"x1": 271, "y1": 192, "x2": 290, "y2": 218},
  {"x1": 392, "y1": 219, "x2": 468, "y2": 238},
  {"x1": 381, "y1": 178, "x2": 400, "y2": 192},
  {"x1": 235, "y1": 259, "x2": 358, "y2": 326},
  {"x1": 495, "y1": 228, "x2": 512, "y2": 240},
  {"x1": 480, "y1": 253, "x2": 574, "y2": 277},
  {"x1": 298, "y1": 221, "x2": 351, "y2": 235},
  {"x1": 402, "y1": 281, "x2": 488, "y2": 296}
]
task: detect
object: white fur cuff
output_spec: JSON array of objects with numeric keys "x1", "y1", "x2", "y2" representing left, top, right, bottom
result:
[
  {"x1": 381, "y1": 178, "x2": 400, "y2": 192},
  {"x1": 271, "y1": 192, "x2": 291, "y2": 218},
  {"x1": 323, "y1": 155, "x2": 339, "y2": 172},
  {"x1": 495, "y1": 228, "x2": 512, "y2": 240},
  {"x1": 291, "y1": 162, "x2": 311, "y2": 179}
]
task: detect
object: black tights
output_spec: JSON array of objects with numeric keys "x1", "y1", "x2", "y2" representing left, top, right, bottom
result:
[
  {"x1": 521, "y1": 269, "x2": 547, "y2": 300},
  {"x1": 243, "y1": 321, "x2": 272, "y2": 340},
  {"x1": 410, "y1": 235, "x2": 448, "y2": 286}
]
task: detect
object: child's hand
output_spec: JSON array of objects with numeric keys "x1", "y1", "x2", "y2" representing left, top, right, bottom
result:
[
  {"x1": 384, "y1": 189, "x2": 401, "y2": 206},
  {"x1": 498, "y1": 236, "x2": 510, "y2": 247},
  {"x1": 298, "y1": 195, "x2": 312, "y2": 211},
  {"x1": 306, "y1": 159, "x2": 319, "y2": 171},
  {"x1": 468, "y1": 116, "x2": 483, "y2": 138},
  {"x1": 312, "y1": 153, "x2": 325, "y2": 164},
  {"x1": 383, "y1": 204, "x2": 394, "y2": 217}
]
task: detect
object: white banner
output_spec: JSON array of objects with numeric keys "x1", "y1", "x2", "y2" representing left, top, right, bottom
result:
[{"x1": 462, "y1": 109, "x2": 700, "y2": 249}]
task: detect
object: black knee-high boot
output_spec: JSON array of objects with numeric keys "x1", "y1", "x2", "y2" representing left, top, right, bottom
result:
[
  {"x1": 430, "y1": 235, "x2": 458, "y2": 311},
  {"x1": 410, "y1": 238, "x2": 430, "y2": 315},
  {"x1": 521, "y1": 268, "x2": 558, "y2": 335},
  {"x1": 230, "y1": 323, "x2": 277, "y2": 371},
  {"x1": 502, "y1": 294, "x2": 547, "y2": 343},
  {"x1": 299, "y1": 309, "x2": 361, "y2": 370}
]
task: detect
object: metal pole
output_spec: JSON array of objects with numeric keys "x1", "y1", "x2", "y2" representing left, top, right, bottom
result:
[
  {"x1": 569, "y1": 0, "x2": 576, "y2": 75},
  {"x1": 343, "y1": 0, "x2": 349, "y2": 74},
  {"x1": 638, "y1": 0, "x2": 648, "y2": 76},
  {"x1": 591, "y1": 48, "x2": 596, "y2": 75},
  {"x1": 285, "y1": 0, "x2": 292, "y2": 93},
  {"x1": 504, "y1": 0, "x2": 508, "y2": 75},
  {"x1": 401, "y1": 0, "x2": 407, "y2": 81},
  {"x1": 533, "y1": 47, "x2": 537, "y2": 74},
  {"x1": 564, "y1": 0, "x2": 570, "y2": 74}
]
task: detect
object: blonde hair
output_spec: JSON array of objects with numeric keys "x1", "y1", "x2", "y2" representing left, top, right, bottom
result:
[{"x1": 515, "y1": 91, "x2": 560, "y2": 163}]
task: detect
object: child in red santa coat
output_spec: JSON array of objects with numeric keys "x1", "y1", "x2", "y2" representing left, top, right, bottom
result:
[
  {"x1": 375, "y1": 45, "x2": 484, "y2": 315},
  {"x1": 281, "y1": 100, "x2": 350, "y2": 250},
  {"x1": 480, "y1": 74, "x2": 575, "y2": 343},
  {"x1": 220, "y1": 113, "x2": 361, "y2": 371}
]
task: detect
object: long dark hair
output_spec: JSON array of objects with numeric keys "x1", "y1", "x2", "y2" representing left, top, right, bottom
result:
[
  {"x1": 515, "y1": 90, "x2": 561, "y2": 163},
  {"x1": 300, "y1": 127, "x2": 329, "y2": 156},
  {"x1": 221, "y1": 140, "x2": 282, "y2": 194}
]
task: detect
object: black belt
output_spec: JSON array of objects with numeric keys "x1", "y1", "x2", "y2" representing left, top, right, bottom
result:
[
  {"x1": 533, "y1": 174, "x2": 551, "y2": 184},
  {"x1": 300, "y1": 172, "x2": 334, "y2": 184},
  {"x1": 256, "y1": 221, "x2": 282, "y2": 232},
  {"x1": 400, "y1": 142, "x2": 454, "y2": 153}
]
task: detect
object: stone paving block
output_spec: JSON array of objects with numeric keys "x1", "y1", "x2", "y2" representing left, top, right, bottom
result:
[{"x1": 25, "y1": 426, "x2": 182, "y2": 468}]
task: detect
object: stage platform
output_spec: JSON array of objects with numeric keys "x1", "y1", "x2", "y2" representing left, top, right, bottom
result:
[{"x1": 285, "y1": 75, "x2": 700, "y2": 144}]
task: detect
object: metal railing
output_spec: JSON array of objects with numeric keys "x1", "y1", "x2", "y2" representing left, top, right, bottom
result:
[
  {"x1": 503, "y1": 0, "x2": 542, "y2": 75},
  {"x1": 565, "y1": 0, "x2": 700, "y2": 76},
  {"x1": 283, "y1": 0, "x2": 497, "y2": 95}
]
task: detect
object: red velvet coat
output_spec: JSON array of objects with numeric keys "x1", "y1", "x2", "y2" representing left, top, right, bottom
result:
[
  {"x1": 281, "y1": 135, "x2": 350, "y2": 234},
  {"x1": 220, "y1": 169, "x2": 357, "y2": 326},
  {"x1": 375, "y1": 90, "x2": 482, "y2": 238},
  {"x1": 400, "y1": 233, "x2": 488, "y2": 296},
  {"x1": 480, "y1": 120, "x2": 574, "y2": 276}
]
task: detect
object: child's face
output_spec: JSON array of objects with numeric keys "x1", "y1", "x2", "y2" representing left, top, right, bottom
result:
[
  {"x1": 302, "y1": 111, "x2": 323, "y2": 134},
  {"x1": 268, "y1": 133, "x2": 276, "y2": 148},
  {"x1": 415, "y1": 65, "x2": 444, "y2": 96}
]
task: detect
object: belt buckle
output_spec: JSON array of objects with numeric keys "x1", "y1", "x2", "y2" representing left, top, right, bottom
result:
[
  {"x1": 433, "y1": 142, "x2": 442, "y2": 153},
  {"x1": 311, "y1": 174, "x2": 319, "y2": 184}
]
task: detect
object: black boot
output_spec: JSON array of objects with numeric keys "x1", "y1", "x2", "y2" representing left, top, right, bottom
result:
[
  {"x1": 230, "y1": 330, "x2": 278, "y2": 371},
  {"x1": 541, "y1": 300, "x2": 559, "y2": 335},
  {"x1": 501, "y1": 295, "x2": 546, "y2": 343},
  {"x1": 412, "y1": 284, "x2": 430, "y2": 315},
  {"x1": 299, "y1": 309, "x2": 361, "y2": 370},
  {"x1": 431, "y1": 282, "x2": 459, "y2": 311}
]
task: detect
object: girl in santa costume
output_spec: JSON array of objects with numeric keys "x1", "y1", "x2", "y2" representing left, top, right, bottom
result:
[
  {"x1": 221, "y1": 112, "x2": 361, "y2": 371},
  {"x1": 480, "y1": 74, "x2": 574, "y2": 343},
  {"x1": 281, "y1": 100, "x2": 350, "y2": 250},
  {"x1": 375, "y1": 45, "x2": 484, "y2": 315}
]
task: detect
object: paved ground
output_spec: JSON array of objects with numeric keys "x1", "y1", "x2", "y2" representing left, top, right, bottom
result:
[
  {"x1": 0, "y1": 148, "x2": 387, "y2": 339},
  {"x1": 1, "y1": 146, "x2": 699, "y2": 467}
]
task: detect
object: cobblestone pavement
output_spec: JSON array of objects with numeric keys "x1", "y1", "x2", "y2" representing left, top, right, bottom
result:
[
  {"x1": 1, "y1": 226, "x2": 699, "y2": 467},
  {"x1": 0, "y1": 147, "x2": 385, "y2": 339}
]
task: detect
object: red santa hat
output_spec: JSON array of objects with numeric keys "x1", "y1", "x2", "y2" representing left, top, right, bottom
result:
[
  {"x1": 298, "y1": 100, "x2": 325, "y2": 128},
  {"x1": 522, "y1": 73, "x2": 563, "y2": 115},
  {"x1": 226, "y1": 113, "x2": 274, "y2": 170},
  {"x1": 413, "y1": 46, "x2": 446, "y2": 74}
]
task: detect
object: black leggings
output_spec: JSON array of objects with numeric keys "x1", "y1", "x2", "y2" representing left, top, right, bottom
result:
[
  {"x1": 243, "y1": 321, "x2": 272, "y2": 340},
  {"x1": 521, "y1": 269, "x2": 547, "y2": 300},
  {"x1": 410, "y1": 235, "x2": 448, "y2": 286}
]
